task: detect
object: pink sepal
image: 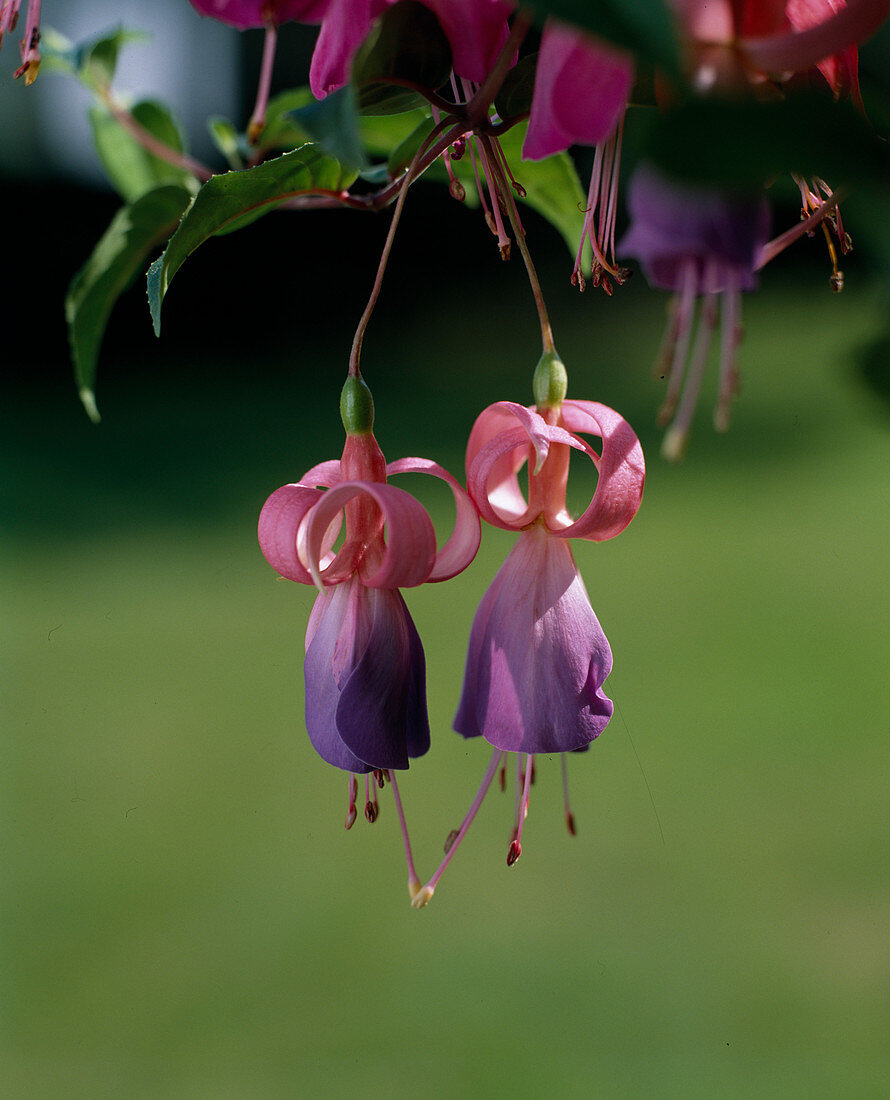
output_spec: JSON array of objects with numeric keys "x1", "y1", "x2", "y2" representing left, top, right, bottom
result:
[
  {"x1": 303, "y1": 480, "x2": 437, "y2": 590},
  {"x1": 299, "y1": 459, "x2": 342, "y2": 488},
  {"x1": 258, "y1": 483, "x2": 325, "y2": 584},
  {"x1": 554, "y1": 400, "x2": 645, "y2": 541},
  {"x1": 523, "y1": 21, "x2": 633, "y2": 161},
  {"x1": 386, "y1": 457, "x2": 482, "y2": 581},
  {"x1": 466, "y1": 402, "x2": 586, "y2": 531}
]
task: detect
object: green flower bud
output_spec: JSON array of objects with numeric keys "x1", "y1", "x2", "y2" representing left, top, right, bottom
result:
[
  {"x1": 532, "y1": 349, "x2": 568, "y2": 410},
  {"x1": 340, "y1": 376, "x2": 375, "y2": 435}
]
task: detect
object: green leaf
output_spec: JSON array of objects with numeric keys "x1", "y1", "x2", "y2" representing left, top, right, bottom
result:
[
  {"x1": 358, "y1": 108, "x2": 431, "y2": 161},
  {"x1": 386, "y1": 115, "x2": 435, "y2": 176},
  {"x1": 207, "y1": 117, "x2": 246, "y2": 170},
  {"x1": 289, "y1": 85, "x2": 369, "y2": 168},
  {"x1": 645, "y1": 95, "x2": 890, "y2": 193},
  {"x1": 146, "y1": 147, "x2": 358, "y2": 335},
  {"x1": 352, "y1": 0, "x2": 452, "y2": 114},
  {"x1": 257, "y1": 88, "x2": 314, "y2": 152},
  {"x1": 65, "y1": 184, "x2": 192, "y2": 420},
  {"x1": 41, "y1": 24, "x2": 148, "y2": 90},
  {"x1": 531, "y1": 0, "x2": 680, "y2": 80},
  {"x1": 90, "y1": 100, "x2": 195, "y2": 202}
]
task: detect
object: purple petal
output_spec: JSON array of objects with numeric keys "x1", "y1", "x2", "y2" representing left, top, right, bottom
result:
[
  {"x1": 454, "y1": 528, "x2": 613, "y2": 754},
  {"x1": 618, "y1": 163, "x2": 771, "y2": 292},
  {"x1": 304, "y1": 580, "x2": 429, "y2": 771}
]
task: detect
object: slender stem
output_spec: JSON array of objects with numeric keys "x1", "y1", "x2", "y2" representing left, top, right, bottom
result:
[
  {"x1": 248, "y1": 24, "x2": 278, "y2": 145},
  {"x1": 347, "y1": 120, "x2": 451, "y2": 377},
  {"x1": 756, "y1": 190, "x2": 843, "y2": 269},
  {"x1": 478, "y1": 132, "x2": 555, "y2": 353},
  {"x1": 388, "y1": 771, "x2": 422, "y2": 899},
  {"x1": 99, "y1": 88, "x2": 213, "y2": 181},
  {"x1": 412, "y1": 747, "x2": 504, "y2": 908}
]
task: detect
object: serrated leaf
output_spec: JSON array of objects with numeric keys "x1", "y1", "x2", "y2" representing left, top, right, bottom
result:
[
  {"x1": 65, "y1": 184, "x2": 192, "y2": 420},
  {"x1": 146, "y1": 147, "x2": 358, "y2": 334},
  {"x1": 90, "y1": 100, "x2": 194, "y2": 202},
  {"x1": 41, "y1": 23, "x2": 148, "y2": 89},
  {"x1": 352, "y1": 0, "x2": 452, "y2": 114},
  {"x1": 531, "y1": 0, "x2": 679, "y2": 80}
]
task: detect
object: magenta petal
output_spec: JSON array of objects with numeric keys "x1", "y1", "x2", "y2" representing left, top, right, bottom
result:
[
  {"x1": 386, "y1": 457, "x2": 481, "y2": 581},
  {"x1": 454, "y1": 528, "x2": 613, "y2": 754},
  {"x1": 304, "y1": 580, "x2": 429, "y2": 771},
  {"x1": 420, "y1": 0, "x2": 514, "y2": 82},
  {"x1": 303, "y1": 480, "x2": 437, "y2": 588},
  {"x1": 551, "y1": 401, "x2": 646, "y2": 541},
  {"x1": 523, "y1": 21, "x2": 633, "y2": 160},
  {"x1": 189, "y1": 0, "x2": 329, "y2": 29},
  {"x1": 258, "y1": 483, "x2": 324, "y2": 584},
  {"x1": 309, "y1": 0, "x2": 390, "y2": 98}
]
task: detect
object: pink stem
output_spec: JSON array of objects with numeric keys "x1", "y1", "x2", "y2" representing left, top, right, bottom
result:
[
  {"x1": 248, "y1": 24, "x2": 278, "y2": 145},
  {"x1": 102, "y1": 93, "x2": 213, "y2": 180}
]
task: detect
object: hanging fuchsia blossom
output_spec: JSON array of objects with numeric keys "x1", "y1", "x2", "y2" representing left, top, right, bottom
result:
[
  {"x1": 258, "y1": 381, "x2": 480, "y2": 775},
  {"x1": 455, "y1": 383, "x2": 645, "y2": 754},
  {"x1": 309, "y1": 0, "x2": 514, "y2": 98},
  {"x1": 523, "y1": 21, "x2": 634, "y2": 294},
  {"x1": 619, "y1": 162, "x2": 771, "y2": 460},
  {"x1": 408, "y1": 356, "x2": 643, "y2": 905},
  {"x1": 1, "y1": 0, "x2": 40, "y2": 83}
]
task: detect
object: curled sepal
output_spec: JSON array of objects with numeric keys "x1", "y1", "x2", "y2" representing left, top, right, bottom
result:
[
  {"x1": 466, "y1": 402, "x2": 584, "y2": 531},
  {"x1": 386, "y1": 457, "x2": 482, "y2": 581},
  {"x1": 550, "y1": 400, "x2": 645, "y2": 542},
  {"x1": 258, "y1": 484, "x2": 325, "y2": 584},
  {"x1": 303, "y1": 481, "x2": 437, "y2": 590}
]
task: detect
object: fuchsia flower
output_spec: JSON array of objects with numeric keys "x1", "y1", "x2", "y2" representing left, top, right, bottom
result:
[
  {"x1": 1, "y1": 0, "x2": 40, "y2": 83},
  {"x1": 455, "y1": 390, "x2": 645, "y2": 754},
  {"x1": 619, "y1": 163, "x2": 771, "y2": 460},
  {"x1": 309, "y1": 0, "x2": 514, "y2": 98},
  {"x1": 410, "y1": 368, "x2": 644, "y2": 904},
  {"x1": 523, "y1": 21, "x2": 634, "y2": 294},
  {"x1": 258, "y1": 398, "x2": 480, "y2": 775}
]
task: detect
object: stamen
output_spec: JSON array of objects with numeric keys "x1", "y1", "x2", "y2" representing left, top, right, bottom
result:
[
  {"x1": 364, "y1": 773, "x2": 379, "y2": 823},
  {"x1": 714, "y1": 273, "x2": 742, "y2": 432},
  {"x1": 561, "y1": 754, "x2": 577, "y2": 836},
  {"x1": 475, "y1": 136, "x2": 512, "y2": 260},
  {"x1": 344, "y1": 773, "x2": 358, "y2": 831},
  {"x1": 411, "y1": 747, "x2": 504, "y2": 908},
  {"x1": 657, "y1": 258, "x2": 699, "y2": 427},
  {"x1": 572, "y1": 119, "x2": 629, "y2": 293},
  {"x1": 663, "y1": 270, "x2": 720, "y2": 463},
  {"x1": 432, "y1": 104, "x2": 466, "y2": 202},
  {"x1": 388, "y1": 770, "x2": 422, "y2": 900},
  {"x1": 507, "y1": 753, "x2": 535, "y2": 866}
]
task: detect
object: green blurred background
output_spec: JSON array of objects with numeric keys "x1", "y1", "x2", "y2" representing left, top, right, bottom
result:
[{"x1": 5, "y1": 12, "x2": 890, "y2": 1090}]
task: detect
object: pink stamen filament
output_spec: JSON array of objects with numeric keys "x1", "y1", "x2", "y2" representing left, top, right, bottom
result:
[
  {"x1": 345, "y1": 773, "x2": 358, "y2": 830},
  {"x1": 658, "y1": 258, "x2": 699, "y2": 426},
  {"x1": 714, "y1": 274, "x2": 741, "y2": 432},
  {"x1": 508, "y1": 753, "x2": 534, "y2": 866},
  {"x1": 388, "y1": 770, "x2": 422, "y2": 898},
  {"x1": 475, "y1": 133, "x2": 512, "y2": 257},
  {"x1": 663, "y1": 270, "x2": 720, "y2": 461},
  {"x1": 413, "y1": 747, "x2": 504, "y2": 905}
]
